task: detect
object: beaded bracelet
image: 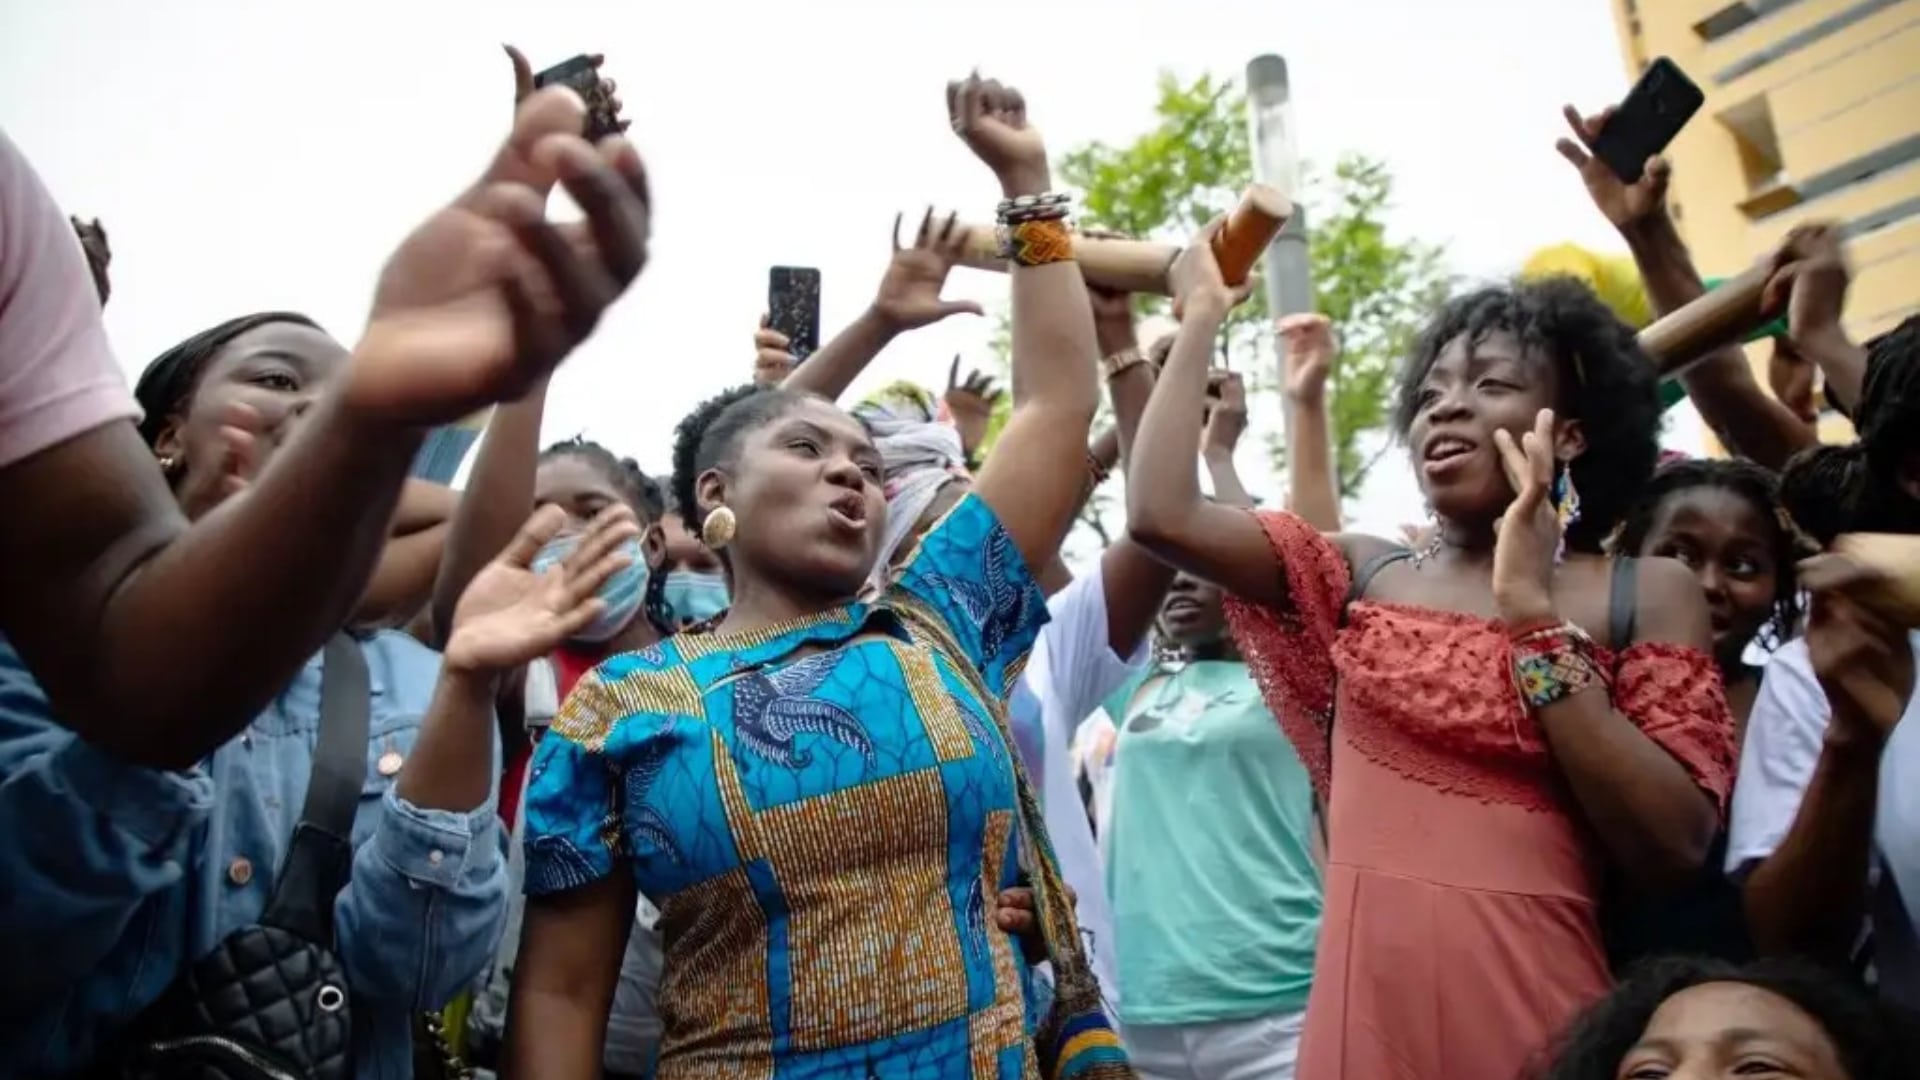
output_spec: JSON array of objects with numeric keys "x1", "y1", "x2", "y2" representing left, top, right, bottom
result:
[
  {"x1": 998, "y1": 218, "x2": 1075, "y2": 267},
  {"x1": 997, "y1": 191, "x2": 1072, "y2": 224},
  {"x1": 1510, "y1": 621, "x2": 1604, "y2": 712}
]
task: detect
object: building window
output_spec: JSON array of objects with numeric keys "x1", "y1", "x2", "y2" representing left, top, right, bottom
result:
[
  {"x1": 1714, "y1": 0, "x2": 1903, "y2": 83},
  {"x1": 1693, "y1": 0, "x2": 1803, "y2": 42}
]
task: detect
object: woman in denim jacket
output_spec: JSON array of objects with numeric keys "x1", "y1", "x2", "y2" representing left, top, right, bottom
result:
[{"x1": 0, "y1": 313, "x2": 644, "y2": 1079}]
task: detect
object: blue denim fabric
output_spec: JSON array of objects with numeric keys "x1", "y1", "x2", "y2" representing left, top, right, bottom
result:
[{"x1": 0, "y1": 632, "x2": 509, "y2": 1079}]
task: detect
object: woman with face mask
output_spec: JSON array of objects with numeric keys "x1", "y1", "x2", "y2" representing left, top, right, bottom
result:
[
  {"x1": 656, "y1": 504, "x2": 730, "y2": 628},
  {"x1": 467, "y1": 436, "x2": 682, "y2": 1080}
]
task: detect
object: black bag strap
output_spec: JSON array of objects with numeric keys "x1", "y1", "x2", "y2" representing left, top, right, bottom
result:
[
  {"x1": 1341, "y1": 547, "x2": 1413, "y2": 627},
  {"x1": 1314, "y1": 545, "x2": 1414, "y2": 848},
  {"x1": 262, "y1": 633, "x2": 369, "y2": 944},
  {"x1": 1609, "y1": 556, "x2": 1639, "y2": 653}
]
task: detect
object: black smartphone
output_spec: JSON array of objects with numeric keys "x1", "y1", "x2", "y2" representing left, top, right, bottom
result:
[
  {"x1": 768, "y1": 267, "x2": 822, "y2": 363},
  {"x1": 534, "y1": 54, "x2": 620, "y2": 140},
  {"x1": 1591, "y1": 57, "x2": 1704, "y2": 184}
]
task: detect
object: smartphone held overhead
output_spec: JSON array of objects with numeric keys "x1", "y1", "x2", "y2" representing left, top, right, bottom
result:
[
  {"x1": 768, "y1": 267, "x2": 823, "y2": 363},
  {"x1": 533, "y1": 54, "x2": 624, "y2": 141},
  {"x1": 1591, "y1": 57, "x2": 1703, "y2": 184}
]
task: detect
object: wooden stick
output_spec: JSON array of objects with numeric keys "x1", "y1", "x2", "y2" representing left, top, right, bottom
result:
[
  {"x1": 1636, "y1": 261, "x2": 1773, "y2": 379},
  {"x1": 955, "y1": 185, "x2": 1293, "y2": 296}
]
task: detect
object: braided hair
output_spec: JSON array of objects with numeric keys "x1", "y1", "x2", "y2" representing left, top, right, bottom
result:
[
  {"x1": 540, "y1": 436, "x2": 671, "y2": 632},
  {"x1": 1392, "y1": 277, "x2": 1662, "y2": 553},
  {"x1": 1615, "y1": 457, "x2": 1804, "y2": 650},
  {"x1": 133, "y1": 312, "x2": 321, "y2": 448}
]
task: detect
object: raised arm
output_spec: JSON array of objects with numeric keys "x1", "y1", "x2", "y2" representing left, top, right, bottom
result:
[
  {"x1": 947, "y1": 75, "x2": 1098, "y2": 572},
  {"x1": 0, "y1": 89, "x2": 651, "y2": 769},
  {"x1": 1126, "y1": 224, "x2": 1291, "y2": 608},
  {"x1": 1276, "y1": 314, "x2": 1341, "y2": 531},
  {"x1": 1556, "y1": 104, "x2": 1812, "y2": 470},
  {"x1": 420, "y1": 380, "x2": 550, "y2": 648},
  {"x1": 1088, "y1": 280, "x2": 1176, "y2": 655},
  {"x1": 1491, "y1": 409, "x2": 1726, "y2": 892},
  {"x1": 1766, "y1": 223, "x2": 1867, "y2": 416},
  {"x1": 780, "y1": 210, "x2": 983, "y2": 402}
]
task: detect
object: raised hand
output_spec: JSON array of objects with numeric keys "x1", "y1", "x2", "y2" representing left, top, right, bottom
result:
[
  {"x1": 344, "y1": 87, "x2": 651, "y2": 430},
  {"x1": 752, "y1": 317, "x2": 797, "y2": 387},
  {"x1": 1169, "y1": 216, "x2": 1253, "y2": 317},
  {"x1": 1763, "y1": 223, "x2": 1851, "y2": 347},
  {"x1": 1555, "y1": 104, "x2": 1670, "y2": 232},
  {"x1": 444, "y1": 502, "x2": 641, "y2": 673},
  {"x1": 946, "y1": 73, "x2": 1051, "y2": 196},
  {"x1": 1801, "y1": 553, "x2": 1914, "y2": 746},
  {"x1": 173, "y1": 399, "x2": 273, "y2": 520},
  {"x1": 505, "y1": 46, "x2": 628, "y2": 138},
  {"x1": 872, "y1": 208, "x2": 986, "y2": 333},
  {"x1": 1491, "y1": 408, "x2": 1563, "y2": 627},
  {"x1": 1202, "y1": 370, "x2": 1248, "y2": 454},
  {"x1": 943, "y1": 356, "x2": 1005, "y2": 458},
  {"x1": 1277, "y1": 312, "x2": 1335, "y2": 405}
]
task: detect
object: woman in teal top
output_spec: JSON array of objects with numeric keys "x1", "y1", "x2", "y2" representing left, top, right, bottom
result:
[
  {"x1": 1102, "y1": 572, "x2": 1323, "y2": 1080},
  {"x1": 506, "y1": 73, "x2": 1141, "y2": 1080}
]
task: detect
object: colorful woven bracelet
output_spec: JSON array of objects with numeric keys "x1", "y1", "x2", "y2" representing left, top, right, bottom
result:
[
  {"x1": 1511, "y1": 621, "x2": 1603, "y2": 712},
  {"x1": 998, "y1": 218, "x2": 1076, "y2": 267}
]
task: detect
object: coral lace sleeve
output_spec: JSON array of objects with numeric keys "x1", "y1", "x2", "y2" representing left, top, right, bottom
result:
[
  {"x1": 1219, "y1": 509, "x2": 1352, "y2": 801},
  {"x1": 1613, "y1": 642, "x2": 1738, "y2": 814}
]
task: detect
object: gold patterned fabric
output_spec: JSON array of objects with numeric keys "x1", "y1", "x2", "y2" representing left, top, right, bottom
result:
[{"x1": 524, "y1": 495, "x2": 1054, "y2": 1078}]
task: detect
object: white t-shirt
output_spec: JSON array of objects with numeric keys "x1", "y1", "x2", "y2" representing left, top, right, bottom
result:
[
  {"x1": 1727, "y1": 633, "x2": 1920, "y2": 1007},
  {"x1": 1012, "y1": 559, "x2": 1149, "y2": 1002}
]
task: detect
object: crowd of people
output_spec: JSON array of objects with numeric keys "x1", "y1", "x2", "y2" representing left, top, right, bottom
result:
[{"x1": 1, "y1": 45, "x2": 1917, "y2": 1080}]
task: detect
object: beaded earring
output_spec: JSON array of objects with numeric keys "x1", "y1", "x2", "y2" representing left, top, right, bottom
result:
[{"x1": 1551, "y1": 465, "x2": 1582, "y2": 564}]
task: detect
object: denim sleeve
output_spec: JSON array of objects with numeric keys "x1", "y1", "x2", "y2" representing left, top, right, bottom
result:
[
  {"x1": 0, "y1": 671, "x2": 214, "y2": 1010},
  {"x1": 332, "y1": 786, "x2": 510, "y2": 1010}
]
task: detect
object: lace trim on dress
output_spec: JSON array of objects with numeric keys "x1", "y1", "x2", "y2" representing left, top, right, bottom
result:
[{"x1": 1220, "y1": 509, "x2": 1736, "y2": 814}]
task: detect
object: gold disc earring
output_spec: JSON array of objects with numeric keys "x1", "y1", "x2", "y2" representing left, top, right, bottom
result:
[{"x1": 701, "y1": 506, "x2": 737, "y2": 550}]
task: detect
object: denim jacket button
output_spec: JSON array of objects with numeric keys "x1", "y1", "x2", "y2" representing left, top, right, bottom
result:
[{"x1": 227, "y1": 857, "x2": 254, "y2": 886}]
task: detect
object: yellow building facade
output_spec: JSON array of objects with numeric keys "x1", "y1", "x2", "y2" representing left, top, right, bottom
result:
[{"x1": 1611, "y1": 0, "x2": 1920, "y2": 443}]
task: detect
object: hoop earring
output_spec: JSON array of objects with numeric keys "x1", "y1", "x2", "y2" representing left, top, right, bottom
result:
[{"x1": 701, "y1": 506, "x2": 737, "y2": 550}]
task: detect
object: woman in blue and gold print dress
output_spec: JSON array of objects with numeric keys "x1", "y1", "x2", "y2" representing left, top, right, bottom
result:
[{"x1": 507, "y1": 74, "x2": 1130, "y2": 1080}]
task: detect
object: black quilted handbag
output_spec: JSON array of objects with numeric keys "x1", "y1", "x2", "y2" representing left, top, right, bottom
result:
[{"x1": 109, "y1": 634, "x2": 370, "y2": 1080}]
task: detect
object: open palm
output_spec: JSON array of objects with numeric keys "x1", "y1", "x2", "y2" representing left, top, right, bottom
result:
[
  {"x1": 873, "y1": 209, "x2": 984, "y2": 332},
  {"x1": 445, "y1": 503, "x2": 640, "y2": 673},
  {"x1": 1555, "y1": 104, "x2": 1669, "y2": 230}
]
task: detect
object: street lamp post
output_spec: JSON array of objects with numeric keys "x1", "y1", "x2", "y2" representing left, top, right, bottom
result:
[{"x1": 1246, "y1": 55, "x2": 1311, "y2": 436}]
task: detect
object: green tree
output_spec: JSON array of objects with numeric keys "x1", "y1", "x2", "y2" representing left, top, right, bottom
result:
[{"x1": 982, "y1": 71, "x2": 1451, "y2": 505}]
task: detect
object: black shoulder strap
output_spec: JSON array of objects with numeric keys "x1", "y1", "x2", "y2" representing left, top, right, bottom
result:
[
  {"x1": 1340, "y1": 547, "x2": 1414, "y2": 626},
  {"x1": 263, "y1": 633, "x2": 369, "y2": 943},
  {"x1": 1609, "y1": 556, "x2": 1640, "y2": 651}
]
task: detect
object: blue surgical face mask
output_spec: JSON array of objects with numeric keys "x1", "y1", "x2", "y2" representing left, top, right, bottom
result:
[
  {"x1": 661, "y1": 569, "x2": 729, "y2": 627},
  {"x1": 532, "y1": 533, "x2": 649, "y2": 644}
]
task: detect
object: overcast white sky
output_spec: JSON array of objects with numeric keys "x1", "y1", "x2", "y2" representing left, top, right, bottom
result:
[{"x1": 2, "y1": 0, "x2": 1706, "y2": 543}]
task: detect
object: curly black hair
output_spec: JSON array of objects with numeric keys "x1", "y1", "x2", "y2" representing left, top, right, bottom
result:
[
  {"x1": 1857, "y1": 315, "x2": 1920, "y2": 487},
  {"x1": 669, "y1": 383, "x2": 808, "y2": 543},
  {"x1": 1616, "y1": 458, "x2": 1804, "y2": 650},
  {"x1": 1392, "y1": 277, "x2": 1662, "y2": 553},
  {"x1": 1530, "y1": 955, "x2": 1919, "y2": 1080},
  {"x1": 1780, "y1": 443, "x2": 1869, "y2": 549}
]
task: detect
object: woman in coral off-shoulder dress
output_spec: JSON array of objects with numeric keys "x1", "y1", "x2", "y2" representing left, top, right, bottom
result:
[{"x1": 1126, "y1": 258, "x2": 1736, "y2": 1080}]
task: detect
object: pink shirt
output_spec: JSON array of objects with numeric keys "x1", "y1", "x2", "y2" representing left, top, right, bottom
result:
[{"x1": 0, "y1": 129, "x2": 137, "y2": 469}]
